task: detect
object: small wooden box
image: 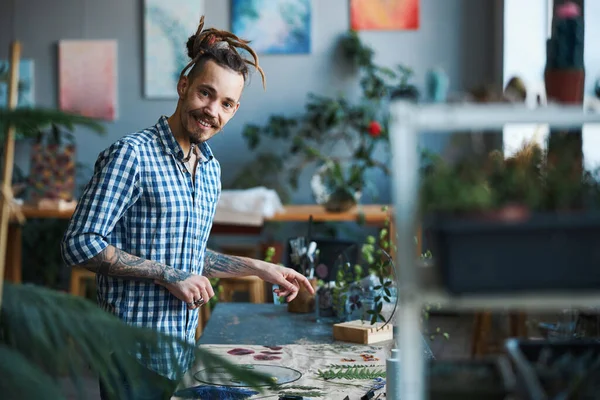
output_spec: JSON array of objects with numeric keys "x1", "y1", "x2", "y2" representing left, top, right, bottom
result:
[{"x1": 333, "y1": 320, "x2": 393, "y2": 344}]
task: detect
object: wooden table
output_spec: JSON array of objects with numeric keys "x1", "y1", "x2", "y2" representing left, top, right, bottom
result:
[
  {"x1": 5, "y1": 204, "x2": 393, "y2": 284},
  {"x1": 199, "y1": 303, "x2": 433, "y2": 354},
  {"x1": 199, "y1": 302, "x2": 334, "y2": 345},
  {"x1": 178, "y1": 303, "x2": 433, "y2": 400}
]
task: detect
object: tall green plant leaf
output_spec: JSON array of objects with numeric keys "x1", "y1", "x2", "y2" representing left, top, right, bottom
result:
[
  {"x1": 0, "y1": 283, "x2": 272, "y2": 399},
  {"x1": 0, "y1": 344, "x2": 66, "y2": 399},
  {"x1": 0, "y1": 108, "x2": 106, "y2": 138}
]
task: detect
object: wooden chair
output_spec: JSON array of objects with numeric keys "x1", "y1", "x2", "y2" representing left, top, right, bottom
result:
[
  {"x1": 69, "y1": 267, "x2": 96, "y2": 297},
  {"x1": 195, "y1": 304, "x2": 211, "y2": 341},
  {"x1": 218, "y1": 275, "x2": 266, "y2": 303},
  {"x1": 471, "y1": 311, "x2": 528, "y2": 357},
  {"x1": 216, "y1": 245, "x2": 267, "y2": 304}
]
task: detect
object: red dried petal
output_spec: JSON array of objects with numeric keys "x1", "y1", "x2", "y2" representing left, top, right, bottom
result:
[
  {"x1": 227, "y1": 348, "x2": 255, "y2": 356},
  {"x1": 253, "y1": 354, "x2": 281, "y2": 361}
]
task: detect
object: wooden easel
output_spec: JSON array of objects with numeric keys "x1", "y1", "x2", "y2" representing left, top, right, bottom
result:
[{"x1": 0, "y1": 41, "x2": 26, "y2": 310}]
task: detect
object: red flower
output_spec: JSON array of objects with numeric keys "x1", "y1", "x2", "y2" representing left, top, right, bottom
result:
[{"x1": 368, "y1": 121, "x2": 382, "y2": 137}]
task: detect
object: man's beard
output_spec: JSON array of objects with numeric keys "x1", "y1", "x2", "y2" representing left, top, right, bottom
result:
[{"x1": 187, "y1": 110, "x2": 218, "y2": 143}]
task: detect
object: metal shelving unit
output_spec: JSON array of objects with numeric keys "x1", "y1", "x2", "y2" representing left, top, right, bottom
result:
[{"x1": 388, "y1": 102, "x2": 600, "y2": 400}]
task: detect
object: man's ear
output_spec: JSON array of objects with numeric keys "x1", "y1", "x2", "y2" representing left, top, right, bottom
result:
[
  {"x1": 233, "y1": 102, "x2": 240, "y2": 115},
  {"x1": 177, "y1": 76, "x2": 188, "y2": 99}
]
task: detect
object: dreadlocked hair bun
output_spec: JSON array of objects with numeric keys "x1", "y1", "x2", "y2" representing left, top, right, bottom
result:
[{"x1": 181, "y1": 15, "x2": 266, "y2": 89}]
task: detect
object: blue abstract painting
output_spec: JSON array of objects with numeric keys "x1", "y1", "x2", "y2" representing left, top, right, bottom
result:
[
  {"x1": 0, "y1": 59, "x2": 34, "y2": 108},
  {"x1": 232, "y1": 0, "x2": 311, "y2": 54},
  {"x1": 144, "y1": 0, "x2": 205, "y2": 98}
]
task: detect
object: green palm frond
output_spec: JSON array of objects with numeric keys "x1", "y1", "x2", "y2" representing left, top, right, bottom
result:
[
  {"x1": 0, "y1": 108, "x2": 106, "y2": 137},
  {"x1": 0, "y1": 283, "x2": 272, "y2": 399},
  {"x1": 0, "y1": 344, "x2": 65, "y2": 399}
]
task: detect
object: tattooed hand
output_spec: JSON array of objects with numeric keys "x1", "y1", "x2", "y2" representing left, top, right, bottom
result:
[
  {"x1": 202, "y1": 249, "x2": 314, "y2": 302},
  {"x1": 256, "y1": 262, "x2": 315, "y2": 302},
  {"x1": 76, "y1": 244, "x2": 214, "y2": 310},
  {"x1": 156, "y1": 274, "x2": 215, "y2": 310}
]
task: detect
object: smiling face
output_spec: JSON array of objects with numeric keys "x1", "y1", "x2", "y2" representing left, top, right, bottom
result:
[{"x1": 176, "y1": 59, "x2": 244, "y2": 143}]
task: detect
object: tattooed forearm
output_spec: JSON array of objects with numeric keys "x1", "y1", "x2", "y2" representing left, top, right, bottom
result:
[
  {"x1": 202, "y1": 249, "x2": 258, "y2": 278},
  {"x1": 77, "y1": 245, "x2": 192, "y2": 283}
]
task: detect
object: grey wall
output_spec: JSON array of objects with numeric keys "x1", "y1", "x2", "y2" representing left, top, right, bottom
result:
[{"x1": 0, "y1": 0, "x2": 499, "y2": 204}]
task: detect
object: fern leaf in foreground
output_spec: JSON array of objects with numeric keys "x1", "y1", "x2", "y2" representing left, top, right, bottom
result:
[{"x1": 0, "y1": 283, "x2": 272, "y2": 399}]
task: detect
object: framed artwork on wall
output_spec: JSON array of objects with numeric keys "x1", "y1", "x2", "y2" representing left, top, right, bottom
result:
[
  {"x1": 143, "y1": 0, "x2": 205, "y2": 99},
  {"x1": 231, "y1": 0, "x2": 311, "y2": 54},
  {"x1": 58, "y1": 40, "x2": 118, "y2": 121},
  {"x1": 0, "y1": 59, "x2": 34, "y2": 108},
  {"x1": 350, "y1": 0, "x2": 420, "y2": 30}
]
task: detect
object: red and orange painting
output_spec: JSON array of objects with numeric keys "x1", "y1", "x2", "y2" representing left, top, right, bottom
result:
[
  {"x1": 350, "y1": 0, "x2": 419, "y2": 30},
  {"x1": 58, "y1": 40, "x2": 118, "y2": 121}
]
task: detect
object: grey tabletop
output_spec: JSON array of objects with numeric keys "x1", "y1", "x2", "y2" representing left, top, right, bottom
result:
[
  {"x1": 198, "y1": 302, "x2": 434, "y2": 359},
  {"x1": 199, "y1": 303, "x2": 334, "y2": 345}
]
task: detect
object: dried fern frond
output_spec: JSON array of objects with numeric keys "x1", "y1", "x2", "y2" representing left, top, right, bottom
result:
[{"x1": 317, "y1": 366, "x2": 385, "y2": 380}]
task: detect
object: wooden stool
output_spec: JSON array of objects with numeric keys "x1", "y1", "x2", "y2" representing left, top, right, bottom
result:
[
  {"x1": 69, "y1": 267, "x2": 96, "y2": 297},
  {"x1": 195, "y1": 304, "x2": 211, "y2": 341},
  {"x1": 218, "y1": 275, "x2": 265, "y2": 303},
  {"x1": 471, "y1": 311, "x2": 528, "y2": 357}
]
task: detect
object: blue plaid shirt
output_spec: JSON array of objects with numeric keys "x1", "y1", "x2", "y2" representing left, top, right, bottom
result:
[{"x1": 61, "y1": 116, "x2": 221, "y2": 379}]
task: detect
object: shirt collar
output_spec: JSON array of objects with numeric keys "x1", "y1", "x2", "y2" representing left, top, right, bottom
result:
[{"x1": 155, "y1": 115, "x2": 215, "y2": 162}]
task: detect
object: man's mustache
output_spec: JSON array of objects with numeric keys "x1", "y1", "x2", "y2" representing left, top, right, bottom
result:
[{"x1": 190, "y1": 111, "x2": 217, "y2": 128}]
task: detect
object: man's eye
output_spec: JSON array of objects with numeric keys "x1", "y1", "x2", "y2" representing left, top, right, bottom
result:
[
  {"x1": 201, "y1": 90, "x2": 209, "y2": 96},
  {"x1": 223, "y1": 102, "x2": 232, "y2": 108}
]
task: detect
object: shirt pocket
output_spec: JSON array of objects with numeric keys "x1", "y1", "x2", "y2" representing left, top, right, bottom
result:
[{"x1": 197, "y1": 164, "x2": 221, "y2": 204}]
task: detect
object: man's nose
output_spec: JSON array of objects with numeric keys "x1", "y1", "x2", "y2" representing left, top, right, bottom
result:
[{"x1": 204, "y1": 101, "x2": 218, "y2": 118}]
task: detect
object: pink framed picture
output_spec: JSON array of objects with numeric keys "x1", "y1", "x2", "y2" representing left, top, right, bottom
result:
[{"x1": 58, "y1": 40, "x2": 118, "y2": 121}]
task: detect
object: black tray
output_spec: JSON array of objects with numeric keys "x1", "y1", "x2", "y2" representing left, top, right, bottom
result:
[
  {"x1": 427, "y1": 212, "x2": 600, "y2": 294},
  {"x1": 428, "y1": 357, "x2": 515, "y2": 400},
  {"x1": 505, "y1": 338, "x2": 600, "y2": 400}
]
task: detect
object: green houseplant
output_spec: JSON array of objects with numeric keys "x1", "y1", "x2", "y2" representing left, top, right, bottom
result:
[
  {"x1": 420, "y1": 139, "x2": 600, "y2": 216},
  {"x1": 323, "y1": 207, "x2": 448, "y2": 341},
  {"x1": 421, "y1": 137, "x2": 600, "y2": 294},
  {"x1": 231, "y1": 31, "x2": 418, "y2": 210},
  {"x1": 2, "y1": 109, "x2": 106, "y2": 205}
]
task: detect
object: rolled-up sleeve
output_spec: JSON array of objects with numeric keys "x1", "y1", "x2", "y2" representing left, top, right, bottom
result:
[{"x1": 61, "y1": 140, "x2": 142, "y2": 266}]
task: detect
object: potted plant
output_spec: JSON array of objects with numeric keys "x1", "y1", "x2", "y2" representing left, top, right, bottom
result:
[
  {"x1": 237, "y1": 93, "x2": 391, "y2": 212},
  {"x1": 320, "y1": 208, "x2": 448, "y2": 343},
  {"x1": 421, "y1": 137, "x2": 600, "y2": 294},
  {"x1": 1, "y1": 108, "x2": 106, "y2": 209},
  {"x1": 545, "y1": 1, "x2": 586, "y2": 194},
  {"x1": 28, "y1": 124, "x2": 77, "y2": 207},
  {"x1": 231, "y1": 31, "x2": 418, "y2": 211},
  {"x1": 545, "y1": 1, "x2": 585, "y2": 105}
]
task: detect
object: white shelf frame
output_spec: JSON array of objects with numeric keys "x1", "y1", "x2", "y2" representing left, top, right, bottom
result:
[{"x1": 388, "y1": 102, "x2": 600, "y2": 400}]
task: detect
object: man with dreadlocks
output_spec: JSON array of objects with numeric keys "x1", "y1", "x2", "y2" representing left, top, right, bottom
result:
[{"x1": 61, "y1": 16, "x2": 314, "y2": 399}]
